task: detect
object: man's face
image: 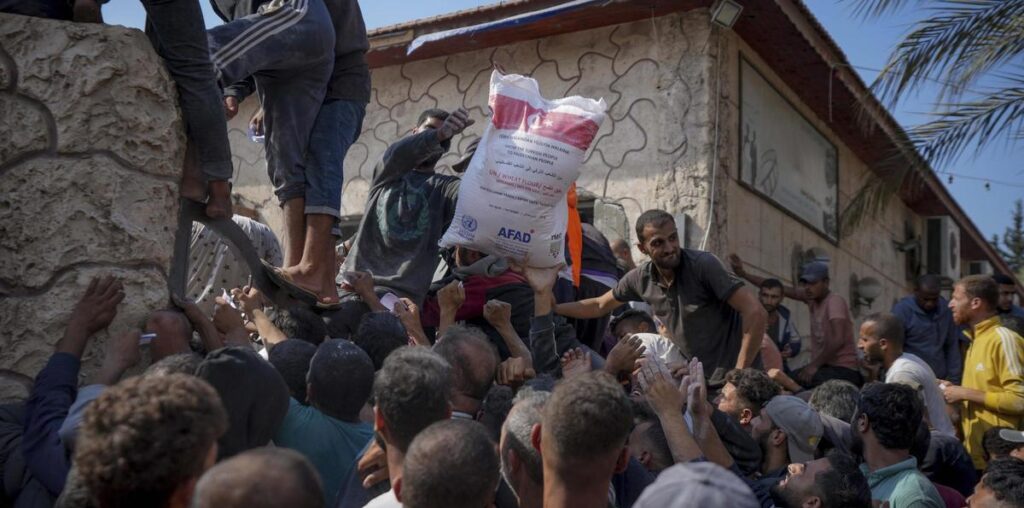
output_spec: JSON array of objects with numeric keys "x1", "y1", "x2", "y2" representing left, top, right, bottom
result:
[
  {"x1": 414, "y1": 116, "x2": 449, "y2": 167},
  {"x1": 949, "y1": 284, "x2": 974, "y2": 326},
  {"x1": 967, "y1": 475, "x2": 1000, "y2": 508},
  {"x1": 769, "y1": 458, "x2": 831, "y2": 508},
  {"x1": 612, "y1": 319, "x2": 649, "y2": 341},
  {"x1": 800, "y1": 279, "x2": 829, "y2": 300},
  {"x1": 715, "y1": 382, "x2": 743, "y2": 421},
  {"x1": 759, "y1": 286, "x2": 783, "y2": 314},
  {"x1": 999, "y1": 284, "x2": 1017, "y2": 312},
  {"x1": 915, "y1": 285, "x2": 942, "y2": 313},
  {"x1": 857, "y1": 321, "x2": 885, "y2": 365},
  {"x1": 638, "y1": 221, "x2": 680, "y2": 271}
]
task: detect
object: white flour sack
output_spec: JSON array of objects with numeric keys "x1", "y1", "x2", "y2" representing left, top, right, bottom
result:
[{"x1": 440, "y1": 71, "x2": 606, "y2": 267}]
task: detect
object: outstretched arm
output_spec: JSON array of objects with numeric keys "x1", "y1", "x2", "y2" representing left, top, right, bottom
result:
[
  {"x1": 728, "y1": 287, "x2": 767, "y2": 369},
  {"x1": 728, "y1": 253, "x2": 807, "y2": 302},
  {"x1": 555, "y1": 289, "x2": 622, "y2": 319}
]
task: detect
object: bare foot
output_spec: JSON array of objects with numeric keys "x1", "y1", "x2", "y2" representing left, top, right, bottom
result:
[
  {"x1": 560, "y1": 347, "x2": 592, "y2": 379},
  {"x1": 281, "y1": 265, "x2": 338, "y2": 305},
  {"x1": 205, "y1": 180, "x2": 232, "y2": 220}
]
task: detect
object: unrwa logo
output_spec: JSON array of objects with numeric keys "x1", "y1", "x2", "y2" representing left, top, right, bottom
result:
[
  {"x1": 498, "y1": 227, "x2": 533, "y2": 243},
  {"x1": 462, "y1": 215, "x2": 478, "y2": 232}
]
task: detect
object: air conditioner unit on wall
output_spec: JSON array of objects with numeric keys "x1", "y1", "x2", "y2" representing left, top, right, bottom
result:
[
  {"x1": 925, "y1": 216, "x2": 961, "y2": 280},
  {"x1": 968, "y1": 260, "x2": 994, "y2": 276}
]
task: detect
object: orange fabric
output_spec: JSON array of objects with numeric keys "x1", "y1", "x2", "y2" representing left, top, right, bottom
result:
[{"x1": 567, "y1": 184, "x2": 582, "y2": 287}]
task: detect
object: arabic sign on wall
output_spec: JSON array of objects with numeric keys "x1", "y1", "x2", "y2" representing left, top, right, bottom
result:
[{"x1": 739, "y1": 58, "x2": 839, "y2": 242}]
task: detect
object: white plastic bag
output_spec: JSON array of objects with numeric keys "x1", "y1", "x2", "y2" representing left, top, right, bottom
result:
[{"x1": 440, "y1": 71, "x2": 606, "y2": 267}]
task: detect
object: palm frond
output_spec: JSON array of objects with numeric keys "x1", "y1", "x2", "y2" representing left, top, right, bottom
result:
[
  {"x1": 845, "y1": 0, "x2": 923, "y2": 18},
  {"x1": 871, "y1": 0, "x2": 1024, "y2": 106}
]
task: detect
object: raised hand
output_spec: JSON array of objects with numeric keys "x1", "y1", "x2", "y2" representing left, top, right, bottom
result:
[
  {"x1": 231, "y1": 286, "x2": 266, "y2": 318},
  {"x1": 342, "y1": 271, "x2": 375, "y2": 300},
  {"x1": 213, "y1": 296, "x2": 246, "y2": 335},
  {"x1": 497, "y1": 357, "x2": 536, "y2": 388},
  {"x1": 438, "y1": 280, "x2": 466, "y2": 314},
  {"x1": 482, "y1": 300, "x2": 513, "y2": 330},
  {"x1": 560, "y1": 347, "x2": 592, "y2": 379},
  {"x1": 604, "y1": 334, "x2": 646, "y2": 375},
  {"x1": 726, "y1": 253, "x2": 746, "y2": 277},
  {"x1": 69, "y1": 275, "x2": 124, "y2": 336},
  {"x1": 643, "y1": 362, "x2": 685, "y2": 418},
  {"x1": 436, "y1": 107, "x2": 475, "y2": 142}
]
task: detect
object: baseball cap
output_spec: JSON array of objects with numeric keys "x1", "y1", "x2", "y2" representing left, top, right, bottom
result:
[
  {"x1": 633, "y1": 462, "x2": 759, "y2": 508},
  {"x1": 763, "y1": 395, "x2": 823, "y2": 464},
  {"x1": 799, "y1": 261, "x2": 830, "y2": 283},
  {"x1": 451, "y1": 137, "x2": 479, "y2": 173},
  {"x1": 999, "y1": 429, "x2": 1024, "y2": 443}
]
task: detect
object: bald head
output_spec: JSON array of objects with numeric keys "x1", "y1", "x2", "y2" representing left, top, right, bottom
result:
[
  {"x1": 146, "y1": 309, "x2": 194, "y2": 361},
  {"x1": 192, "y1": 448, "x2": 323, "y2": 508},
  {"x1": 434, "y1": 325, "x2": 499, "y2": 400}
]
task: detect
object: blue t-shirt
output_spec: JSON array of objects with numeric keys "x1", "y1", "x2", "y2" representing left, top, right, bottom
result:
[{"x1": 275, "y1": 399, "x2": 374, "y2": 504}]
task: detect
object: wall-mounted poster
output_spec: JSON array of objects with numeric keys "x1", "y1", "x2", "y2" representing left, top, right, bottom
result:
[{"x1": 740, "y1": 58, "x2": 839, "y2": 242}]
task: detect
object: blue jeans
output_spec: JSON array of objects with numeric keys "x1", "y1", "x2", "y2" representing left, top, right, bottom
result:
[{"x1": 302, "y1": 98, "x2": 366, "y2": 217}]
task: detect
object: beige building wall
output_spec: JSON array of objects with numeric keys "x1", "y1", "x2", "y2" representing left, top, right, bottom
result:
[{"x1": 720, "y1": 32, "x2": 921, "y2": 335}]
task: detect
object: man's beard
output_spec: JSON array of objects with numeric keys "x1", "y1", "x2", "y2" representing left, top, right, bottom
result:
[
  {"x1": 769, "y1": 482, "x2": 801, "y2": 508},
  {"x1": 763, "y1": 304, "x2": 778, "y2": 314}
]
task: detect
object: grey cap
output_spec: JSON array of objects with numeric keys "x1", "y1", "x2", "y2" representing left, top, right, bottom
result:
[
  {"x1": 999, "y1": 429, "x2": 1024, "y2": 443},
  {"x1": 634, "y1": 462, "x2": 759, "y2": 508},
  {"x1": 799, "y1": 261, "x2": 830, "y2": 283},
  {"x1": 763, "y1": 395, "x2": 823, "y2": 464}
]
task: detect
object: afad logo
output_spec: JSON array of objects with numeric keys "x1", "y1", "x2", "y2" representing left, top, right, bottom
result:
[{"x1": 498, "y1": 227, "x2": 533, "y2": 243}]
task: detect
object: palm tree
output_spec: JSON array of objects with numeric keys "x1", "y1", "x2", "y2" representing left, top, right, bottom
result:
[{"x1": 840, "y1": 0, "x2": 1024, "y2": 233}]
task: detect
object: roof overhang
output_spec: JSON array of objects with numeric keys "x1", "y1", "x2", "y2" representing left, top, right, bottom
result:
[{"x1": 366, "y1": 0, "x2": 1021, "y2": 291}]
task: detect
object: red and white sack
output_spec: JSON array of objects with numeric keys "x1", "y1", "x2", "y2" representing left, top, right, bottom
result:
[{"x1": 440, "y1": 71, "x2": 606, "y2": 267}]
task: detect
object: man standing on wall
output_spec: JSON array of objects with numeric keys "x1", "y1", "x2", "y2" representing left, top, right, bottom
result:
[
  {"x1": 891, "y1": 274, "x2": 962, "y2": 383},
  {"x1": 941, "y1": 275, "x2": 1024, "y2": 472},
  {"x1": 556, "y1": 210, "x2": 767, "y2": 383},
  {"x1": 729, "y1": 254, "x2": 861, "y2": 388}
]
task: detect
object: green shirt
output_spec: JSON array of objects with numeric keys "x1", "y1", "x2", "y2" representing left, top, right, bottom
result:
[{"x1": 859, "y1": 457, "x2": 944, "y2": 508}]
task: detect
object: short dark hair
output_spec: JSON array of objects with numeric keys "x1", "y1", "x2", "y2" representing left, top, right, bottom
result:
[
  {"x1": 402, "y1": 420, "x2": 499, "y2": 508},
  {"x1": 635, "y1": 419, "x2": 673, "y2": 472},
  {"x1": 609, "y1": 309, "x2": 657, "y2": 336},
  {"x1": 543, "y1": 372, "x2": 632, "y2": 465},
  {"x1": 984, "y1": 457, "x2": 1024, "y2": 507},
  {"x1": 994, "y1": 274, "x2": 1017, "y2": 286},
  {"x1": 374, "y1": 347, "x2": 452, "y2": 453},
  {"x1": 433, "y1": 325, "x2": 499, "y2": 401},
  {"x1": 915, "y1": 274, "x2": 942, "y2": 291},
  {"x1": 74, "y1": 375, "x2": 228, "y2": 508},
  {"x1": 267, "y1": 306, "x2": 327, "y2": 346},
  {"x1": 724, "y1": 369, "x2": 779, "y2": 415},
  {"x1": 308, "y1": 340, "x2": 374, "y2": 421},
  {"x1": 857, "y1": 382, "x2": 922, "y2": 451},
  {"x1": 809, "y1": 380, "x2": 860, "y2": 423},
  {"x1": 634, "y1": 209, "x2": 675, "y2": 244},
  {"x1": 816, "y1": 451, "x2": 872, "y2": 508},
  {"x1": 418, "y1": 108, "x2": 449, "y2": 126},
  {"x1": 268, "y1": 339, "x2": 318, "y2": 404},
  {"x1": 984, "y1": 427, "x2": 1024, "y2": 460},
  {"x1": 192, "y1": 448, "x2": 324, "y2": 508},
  {"x1": 144, "y1": 352, "x2": 201, "y2": 377},
  {"x1": 760, "y1": 278, "x2": 783, "y2": 290},
  {"x1": 864, "y1": 312, "x2": 905, "y2": 349},
  {"x1": 352, "y1": 312, "x2": 408, "y2": 370},
  {"x1": 957, "y1": 275, "x2": 1000, "y2": 309}
]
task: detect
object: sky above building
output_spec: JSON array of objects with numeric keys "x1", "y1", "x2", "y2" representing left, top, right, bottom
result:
[{"x1": 102, "y1": 0, "x2": 1024, "y2": 243}]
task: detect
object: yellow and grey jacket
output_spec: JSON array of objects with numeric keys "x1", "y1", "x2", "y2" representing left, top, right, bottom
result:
[{"x1": 961, "y1": 316, "x2": 1024, "y2": 469}]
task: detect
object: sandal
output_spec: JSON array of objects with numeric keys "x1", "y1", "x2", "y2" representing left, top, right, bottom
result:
[{"x1": 262, "y1": 260, "x2": 344, "y2": 310}]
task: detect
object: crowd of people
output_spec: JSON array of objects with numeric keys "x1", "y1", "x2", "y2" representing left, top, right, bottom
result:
[{"x1": 5, "y1": 0, "x2": 1024, "y2": 506}]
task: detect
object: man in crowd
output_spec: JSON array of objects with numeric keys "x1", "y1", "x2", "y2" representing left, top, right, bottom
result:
[
  {"x1": 984, "y1": 428, "x2": 1024, "y2": 462},
  {"x1": 892, "y1": 274, "x2": 962, "y2": 383},
  {"x1": 610, "y1": 309, "x2": 683, "y2": 366},
  {"x1": 942, "y1": 275, "x2": 1024, "y2": 471},
  {"x1": 750, "y1": 396, "x2": 823, "y2": 481},
  {"x1": 192, "y1": 448, "x2": 325, "y2": 508},
  {"x1": 759, "y1": 278, "x2": 802, "y2": 361},
  {"x1": 433, "y1": 325, "x2": 500, "y2": 421},
  {"x1": 853, "y1": 383, "x2": 943, "y2": 508},
  {"x1": 611, "y1": 238, "x2": 636, "y2": 272},
  {"x1": 808, "y1": 380, "x2": 860, "y2": 423},
  {"x1": 857, "y1": 312, "x2": 956, "y2": 436},
  {"x1": 331, "y1": 108, "x2": 475, "y2": 334},
  {"x1": 536, "y1": 372, "x2": 632, "y2": 508},
  {"x1": 967, "y1": 457, "x2": 1024, "y2": 508},
  {"x1": 996, "y1": 274, "x2": 1024, "y2": 319},
  {"x1": 634, "y1": 462, "x2": 760, "y2": 508},
  {"x1": 400, "y1": 420, "x2": 499, "y2": 508},
  {"x1": 558, "y1": 210, "x2": 767, "y2": 382},
  {"x1": 274, "y1": 340, "x2": 375, "y2": 504},
  {"x1": 365, "y1": 347, "x2": 453, "y2": 507},
  {"x1": 730, "y1": 255, "x2": 861, "y2": 387},
  {"x1": 716, "y1": 368, "x2": 780, "y2": 432},
  {"x1": 500, "y1": 390, "x2": 550, "y2": 508},
  {"x1": 74, "y1": 374, "x2": 228, "y2": 508}
]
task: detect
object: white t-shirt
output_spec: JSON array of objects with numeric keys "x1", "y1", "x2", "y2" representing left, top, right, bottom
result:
[
  {"x1": 886, "y1": 353, "x2": 956, "y2": 437},
  {"x1": 363, "y1": 490, "x2": 400, "y2": 508}
]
